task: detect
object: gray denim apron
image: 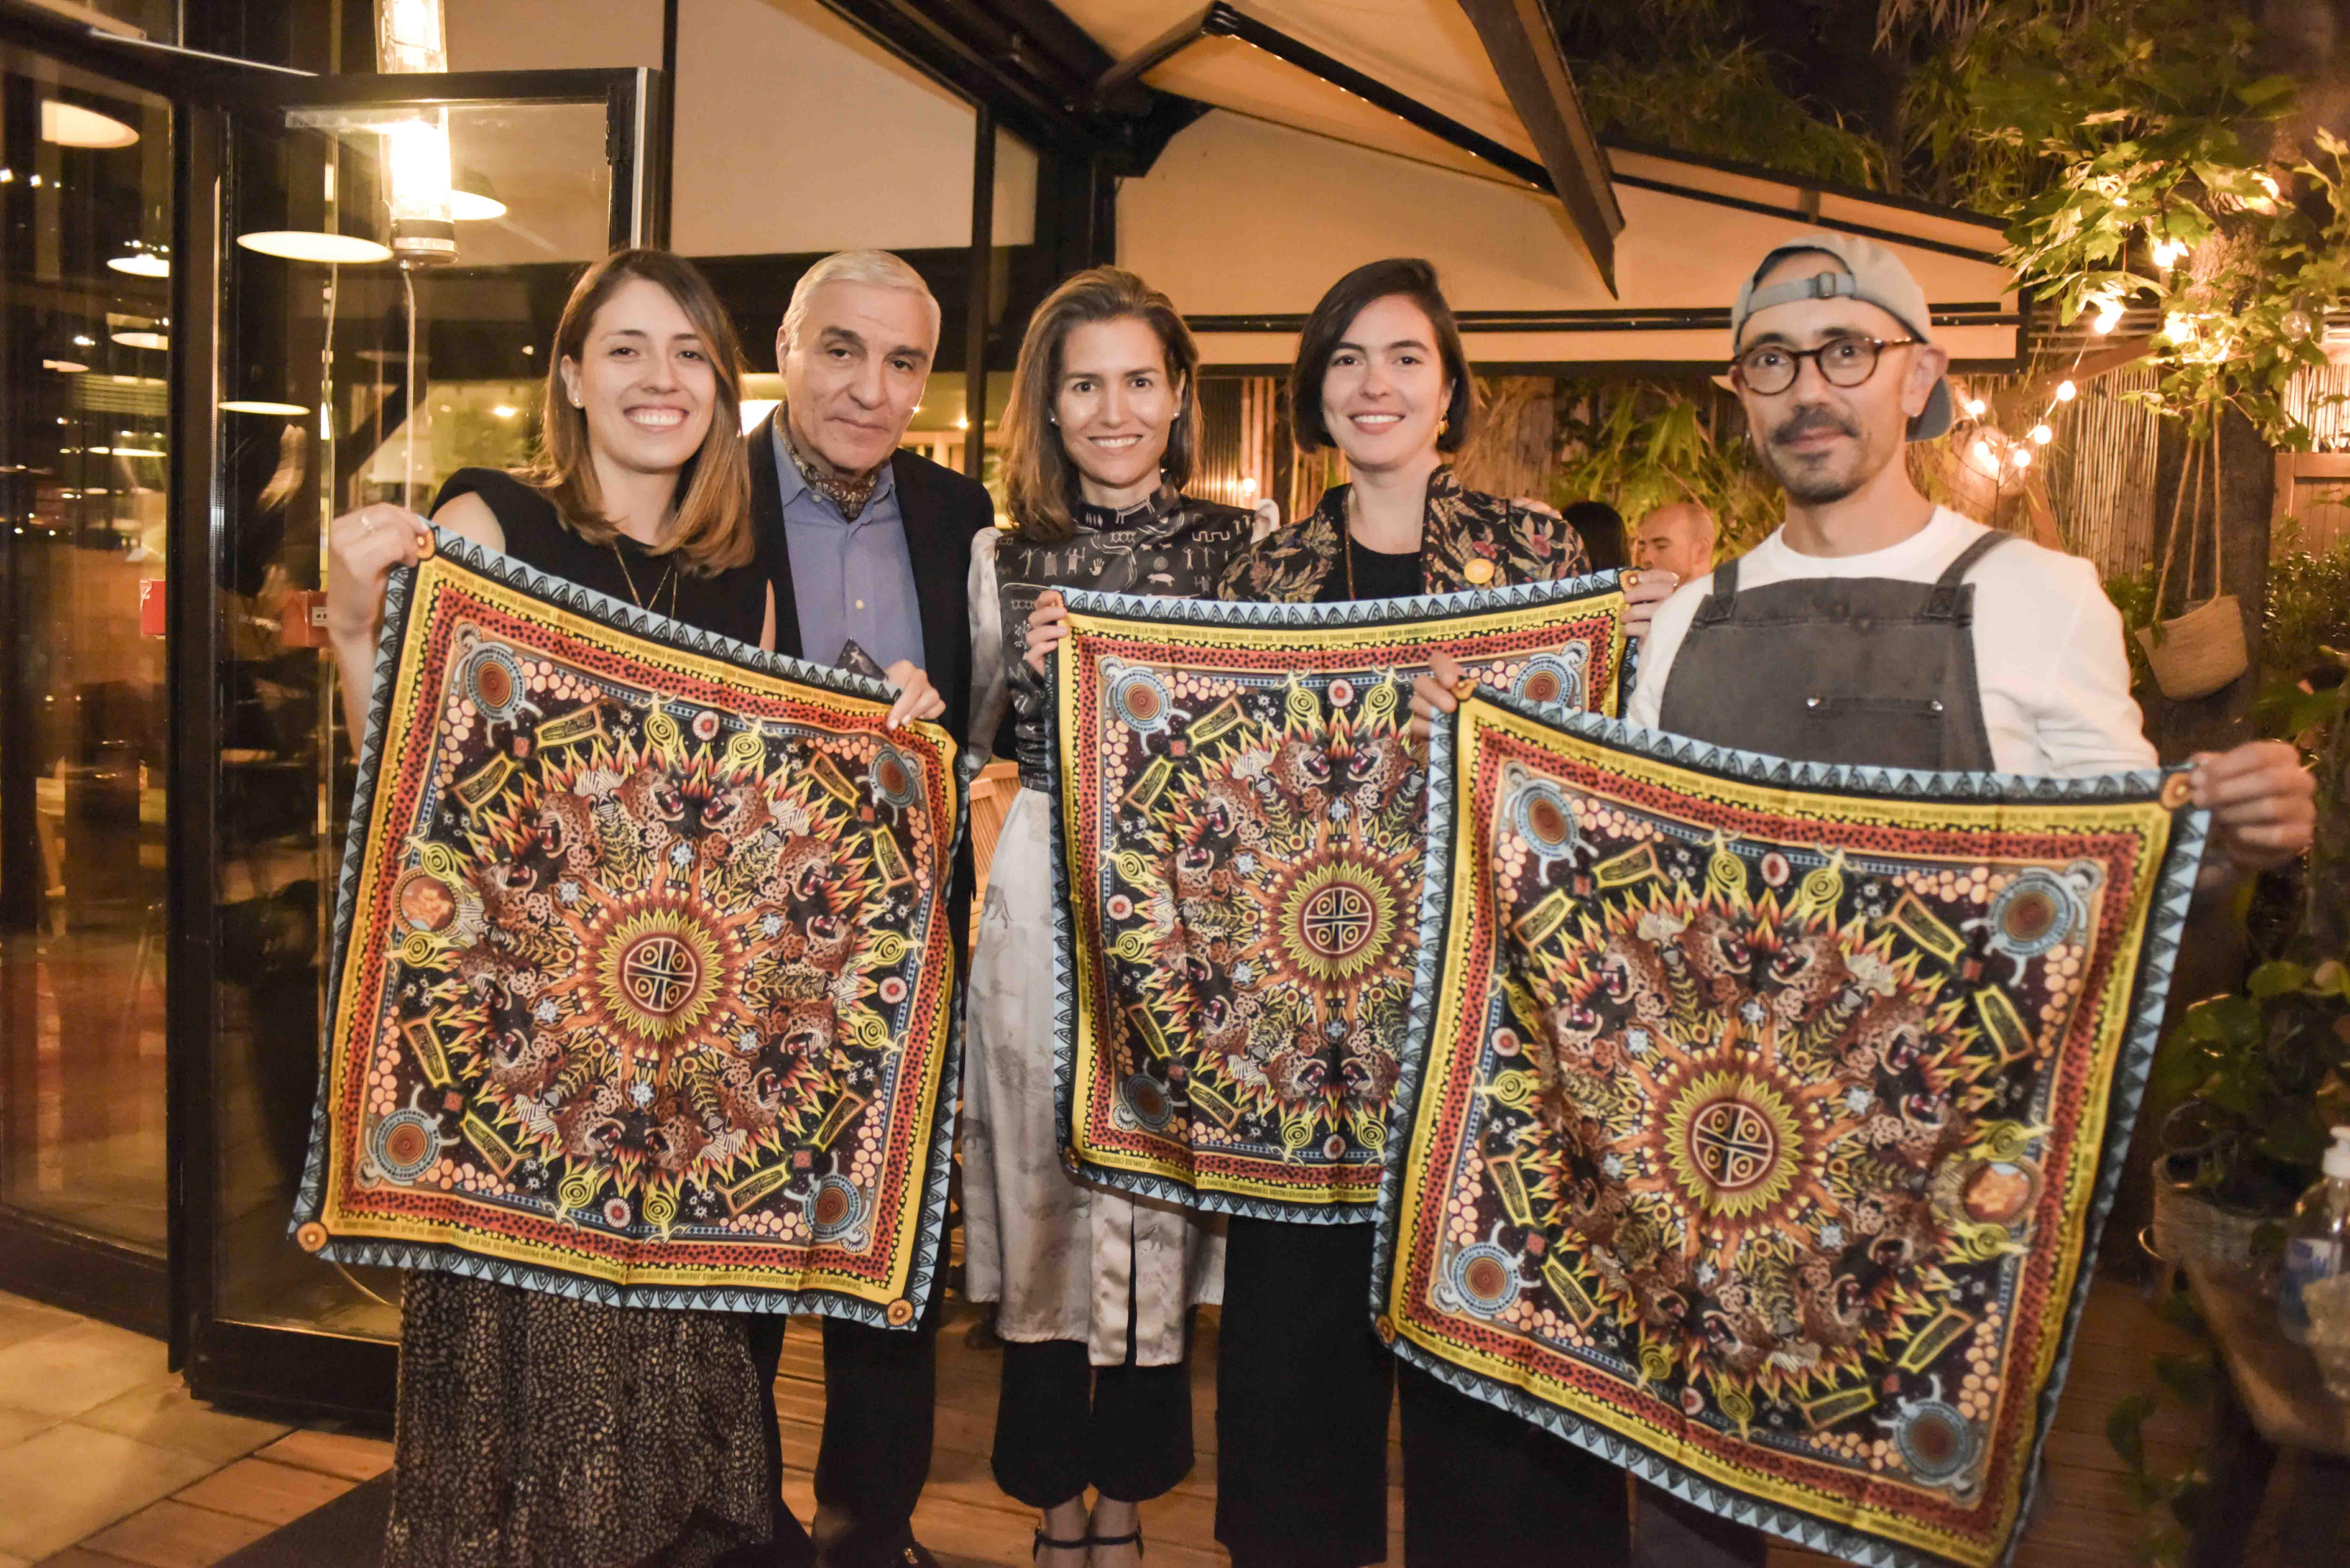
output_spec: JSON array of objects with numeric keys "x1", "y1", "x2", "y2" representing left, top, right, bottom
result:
[
  {"x1": 1629, "y1": 528, "x2": 2013, "y2": 1567},
  {"x1": 1656, "y1": 530, "x2": 2015, "y2": 773}
]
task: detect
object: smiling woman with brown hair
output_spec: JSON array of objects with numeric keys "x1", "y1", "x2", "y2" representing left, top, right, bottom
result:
[
  {"x1": 1212, "y1": 257, "x2": 1679, "y2": 1568},
  {"x1": 964, "y1": 266, "x2": 1252, "y2": 1568},
  {"x1": 322, "y1": 247, "x2": 794, "y2": 1568}
]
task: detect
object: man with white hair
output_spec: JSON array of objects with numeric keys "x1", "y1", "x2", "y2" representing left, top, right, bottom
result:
[
  {"x1": 739, "y1": 249, "x2": 992, "y2": 1568},
  {"x1": 1631, "y1": 499, "x2": 1717, "y2": 585}
]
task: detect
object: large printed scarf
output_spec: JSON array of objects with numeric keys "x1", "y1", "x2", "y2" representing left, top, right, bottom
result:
[
  {"x1": 1050, "y1": 577, "x2": 1626, "y2": 1220},
  {"x1": 292, "y1": 532, "x2": 962, "y2": 1325},
  {"x1": 1374, "y1": 689, "x2": 2202, "y2": 1566}
]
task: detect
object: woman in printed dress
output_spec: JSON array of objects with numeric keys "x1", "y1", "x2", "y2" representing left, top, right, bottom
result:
[
  {"x1": 323, "y1": 249, "x2": 941, "y2": 1568},
  {"x1": 1210, "y1": 256, "x2": 1678, "y2": 1567},
  {"x1": 963, "y1": 267, "x2": 1251, "y2": 1568}
]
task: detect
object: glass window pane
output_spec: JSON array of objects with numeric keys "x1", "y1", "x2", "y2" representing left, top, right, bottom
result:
[
  {"x1": 0, "y1": 49, "x2": 173, "y2": 1254},
  {"x1": 210, "y1": 94, "x2": 619, "y2": 1340}
]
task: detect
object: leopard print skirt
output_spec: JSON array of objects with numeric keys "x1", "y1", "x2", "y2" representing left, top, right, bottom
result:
[{"x1": 384, "y1": 1272, "x2": 772, "y2": 1567}]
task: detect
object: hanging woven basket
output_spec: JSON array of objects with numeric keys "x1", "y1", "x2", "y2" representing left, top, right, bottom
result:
[
  {"x1": 2136, "y1": 426, "x2": 2250, "y2": 701},
  {"x1": 2136, "y1": 594, "x2": 2249, "y2": 701}
]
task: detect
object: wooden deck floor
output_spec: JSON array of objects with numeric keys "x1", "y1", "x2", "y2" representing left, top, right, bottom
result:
[{"x1": 772, "y1": 1273, "x2": 2214, "y2": 1568}]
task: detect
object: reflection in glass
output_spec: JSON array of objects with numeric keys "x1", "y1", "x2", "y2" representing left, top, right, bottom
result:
[
  {"x1": 212, "y1": 98, "x2": 615, "y2": 1339},
  {"x1": 0, "y1": 52, "x2": 172, "y2": 1253}
]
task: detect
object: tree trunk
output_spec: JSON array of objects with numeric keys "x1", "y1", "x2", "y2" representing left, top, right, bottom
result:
[{"x1": 2136, "y1": 405, "x2": 2275, "y2": 763}]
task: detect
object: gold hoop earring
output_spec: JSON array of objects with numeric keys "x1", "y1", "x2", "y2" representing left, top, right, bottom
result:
[{"x1": 1437, "y1": 416, "x2": 1450, "y2": 438}]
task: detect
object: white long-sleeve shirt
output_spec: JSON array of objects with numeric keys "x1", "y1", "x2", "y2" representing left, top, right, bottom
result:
[{"x1": 1626, "y1": 508, "x2": 2158, "y2": 778}]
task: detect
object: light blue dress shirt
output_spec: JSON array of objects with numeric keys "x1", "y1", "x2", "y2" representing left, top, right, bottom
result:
[{"x1": 770, "y1": 420, "x2": 926, "y2": 672}]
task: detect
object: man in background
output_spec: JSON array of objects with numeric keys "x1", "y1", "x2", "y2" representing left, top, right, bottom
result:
[{"x1": 1632, "y1": 499, "x2": 1717, "y2": 584}]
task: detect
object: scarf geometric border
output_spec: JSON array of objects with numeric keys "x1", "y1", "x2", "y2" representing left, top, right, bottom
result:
[
  {"x1": 290, "y1": 531, "x2": 963, "y2": 1325},
  {"x1": 1049, "y1": 577, "x2": 1626, "y2": 1221},
  {"x1": 1373, "y1": 690, "x2": 2204, "y2": 1566}
]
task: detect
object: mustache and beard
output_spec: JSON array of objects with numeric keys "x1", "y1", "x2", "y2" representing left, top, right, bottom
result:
[{"x1": 1755, "y1": 403, "x2": 1879, "y2": 505}]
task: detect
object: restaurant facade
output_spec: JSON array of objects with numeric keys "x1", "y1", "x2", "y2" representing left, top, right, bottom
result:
[{"x1": 0, "y1": 0, "x2": 2016, "y2": 1421}]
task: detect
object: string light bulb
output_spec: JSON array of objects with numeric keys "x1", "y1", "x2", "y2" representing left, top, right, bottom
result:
[
  {"x1": 2011, "y1": 447, "x2": 2033, "y2": 470},
  {"x1": 1969, "y1": 438, "x2": 1994, "y2": 466},
  {"x1": 2055, "y1": 380, "x2": 2078, "y2": 402},
  {"x1": 2030, "y1": 424, "x2": 2053, "y2": 445},
  {"x1": 1964, "y1": 397, "x2": 1988, "y2": 419},
  {"x1": 2092, "y1": 301, "x2": 2123, "y2": 335}
]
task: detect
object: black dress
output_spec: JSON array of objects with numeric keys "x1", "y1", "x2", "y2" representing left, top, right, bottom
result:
[
  {"x1": 1220, "y1": 489, "x2": 1622, "y2": 1568},
  {"x1": 382, "y1": 469, "x2": 775, "y2": 1568}
]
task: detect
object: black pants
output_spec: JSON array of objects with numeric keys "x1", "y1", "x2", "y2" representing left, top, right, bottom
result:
[
  {"x1": 740, "y1": 1281, "x2": 945, "y2": 1568},
  {"x1": 1216, "y1": 1218, "x2": 1393, "y2": 1568},
  {"x1": 1631, "y1": 1484, "x2": 1767, "y2": 1567},
  {"x1": 992, "y1": 1336, "x2": 1194, "y2": 1507},
  {"x1": 1397, "y1": 1363, "x2": 1631, "y2": 1564}
]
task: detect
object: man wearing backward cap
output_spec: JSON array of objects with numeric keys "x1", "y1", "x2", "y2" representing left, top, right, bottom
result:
[{"x1": 1412, "y1": 231, "x2": 2312, "y2": 1564}]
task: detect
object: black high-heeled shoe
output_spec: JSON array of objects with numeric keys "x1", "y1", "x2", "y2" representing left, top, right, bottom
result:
[{"x1": 1032, "y1": 1527, "x2": 1090, "y2": 1562}]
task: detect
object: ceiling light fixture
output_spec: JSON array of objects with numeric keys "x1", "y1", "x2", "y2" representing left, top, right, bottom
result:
[
  {"x1": 451, "y1": 167, "x2": 505, "y2": 221},
  {"x1": 107, "y1": 250, "x2": 168, "y2": 278},
  {"x1": 219, "y1": 400, "x2": 311, "y2": 416},
  {"x1": 237, "y1": 230, "x2": 395, "y2": 264},
  {"x1": 450, "y1": 188, "x2": 506, "y2": 221},
  {"x1": 41, "y1": 102, "x2": 138, "y2": 149}
]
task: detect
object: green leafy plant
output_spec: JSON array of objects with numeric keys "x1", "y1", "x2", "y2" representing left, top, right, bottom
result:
[
  {"x1": 2153, "y1": 956, "x2": 2350, "y2": 1216},
  {"x1": 1560, "y1": 0, "x2": 1891, "y2": 189},
  {"x1": 1913, "y1": 0, "x2": 2350, "y2": 444},
  {"x1": 2104, "y1": 1290, "x2": 2218, "y2": 1568},
  {"x1": 1549, "y1": 381, "x2": 1782, "y2": 557}
]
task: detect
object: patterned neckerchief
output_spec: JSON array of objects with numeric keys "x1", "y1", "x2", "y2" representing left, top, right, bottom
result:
[{"x1": 779, "y1": 405, "x2": 885, "y2": 519}]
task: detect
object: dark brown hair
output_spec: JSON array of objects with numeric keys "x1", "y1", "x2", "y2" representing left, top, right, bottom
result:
[
  {"x1": 1000, "y1": 267, "x2": 1201, "y2": 543},
  {"x1": 528, "y1": 248, "x2": 753, "y2": 574},
  {"x1": 1290, "y1": 256, "x2": 1474, "y2": 455}
]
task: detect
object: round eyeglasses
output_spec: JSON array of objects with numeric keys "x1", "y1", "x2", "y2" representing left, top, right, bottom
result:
[{"x1": 1732, "y1": 334, "x2": 1921, "y2": 396}]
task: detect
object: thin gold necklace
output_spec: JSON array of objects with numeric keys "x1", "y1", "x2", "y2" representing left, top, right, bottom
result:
[
  {"x1": 1342, "y1": 489, "x2": 1356, "y2": 601},
  {"x1": 611, "y1": 540, "x2": 680, "y2": 621}
]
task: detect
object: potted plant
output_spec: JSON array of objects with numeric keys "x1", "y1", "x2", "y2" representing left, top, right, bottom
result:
[{"x1": 2150, "y1": 668, "x2": 2350, "y2": 1267}]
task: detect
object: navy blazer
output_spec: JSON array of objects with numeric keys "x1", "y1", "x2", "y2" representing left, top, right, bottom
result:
[{"x1": 749, "y1": 410, "x2": 991, "y2": 951}]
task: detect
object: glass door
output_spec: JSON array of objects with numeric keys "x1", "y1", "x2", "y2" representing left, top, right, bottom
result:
[
  {"x1": 180, "y1": 66, "x2": 661, "y2": 1416},
  {"x1": 0, "y1": 39, "x2": 175, "y2": 1332}
]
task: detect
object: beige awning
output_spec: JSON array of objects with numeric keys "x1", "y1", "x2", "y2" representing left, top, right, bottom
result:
[
  {"x1": 1118, "y1": 119, "x2": 2018, "y2": 371},
  {"x1": 1065, "y1": 1, "x2": 1624, "y2": 285}
]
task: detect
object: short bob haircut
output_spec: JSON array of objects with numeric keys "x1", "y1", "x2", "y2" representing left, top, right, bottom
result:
[
  {"x1": 529, "y1": 248, "x2": 754, "y2": 575},
  {"x1": 1290, "y1": 256, "x2": 1475, "y2": 455},
  {"x1": 999, "y1": 266, "x2": 1201, "y2": 544}
]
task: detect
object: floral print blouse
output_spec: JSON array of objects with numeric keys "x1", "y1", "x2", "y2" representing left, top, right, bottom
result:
[{"x1": 1217, "y1": 464, "x2": 1592, "y2": 602}]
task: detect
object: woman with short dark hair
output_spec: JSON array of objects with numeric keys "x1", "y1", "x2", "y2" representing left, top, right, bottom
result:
[
  {"x1": 1216, "y1": 257, "x2": 1673, "y2": 1568},
  {"x1": 966, "y1": 265, "x2": 1251, "y2": 1568}
]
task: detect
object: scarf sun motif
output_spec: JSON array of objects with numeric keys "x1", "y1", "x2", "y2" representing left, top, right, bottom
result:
[
  {"x1": 1048, "y1": 576, "x2": 1627, "y2": 1219},
  {"x1": 1375, "y1": 690, "x2": 2203, "y2": 1566},
  {"x1": 292, "y1": 533, "x2": 962, "y2": 1324}
]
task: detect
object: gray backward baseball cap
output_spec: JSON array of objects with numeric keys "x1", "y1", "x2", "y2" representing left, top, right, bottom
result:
[{"x1": 1731, "y1": 230, "x2": 1953, "y2": 442}]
